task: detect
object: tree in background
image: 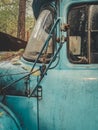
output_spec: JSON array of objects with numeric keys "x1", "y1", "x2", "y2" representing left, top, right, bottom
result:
[
  {"x1": 0, "y1": 1, "x2": 19, "y2": 36},
  {"x1": 0, "y1": 0, "x2": 35, "y2": 41},
  {"x1": 25, "y1": 0, "x2": 35, "y2": 41},
  {"x1": 17, "y1": 0, "x2": 26, "y2": 40}
]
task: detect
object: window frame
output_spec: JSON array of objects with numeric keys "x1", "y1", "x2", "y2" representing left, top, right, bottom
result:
[{"x1": 67, "y1": 3, "x2": 98, "y2": 64}]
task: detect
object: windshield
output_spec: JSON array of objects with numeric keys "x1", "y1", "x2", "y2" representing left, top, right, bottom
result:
[{"x1": 23, "y1": 9, "x2": 54, "y2": 63}]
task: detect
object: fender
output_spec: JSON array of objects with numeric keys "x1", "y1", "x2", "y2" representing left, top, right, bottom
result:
[{"x1": 0, "y1": 103, "x2": 21, "y2": 130}]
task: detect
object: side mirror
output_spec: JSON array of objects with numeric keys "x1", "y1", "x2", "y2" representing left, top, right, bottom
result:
[{"x1": 69, "y1": 36, "x2": 81, "y2": 55}]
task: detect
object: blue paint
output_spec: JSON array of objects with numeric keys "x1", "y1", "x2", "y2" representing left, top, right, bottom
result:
[
  {"x1": 0, "y1": 0, "x2": 98, "y2": 130},
  {"x1": 0, "y1": 103, "x2": 21, "y2": 130}
]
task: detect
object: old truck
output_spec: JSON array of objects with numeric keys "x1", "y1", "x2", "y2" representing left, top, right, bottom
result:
[{"x1": 0, "y1": 0, "x2": 98, "y2": 130}]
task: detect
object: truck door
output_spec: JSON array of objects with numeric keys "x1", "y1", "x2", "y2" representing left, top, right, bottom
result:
[{"x1": 37, "y1": 3, "x2": 98, "y2": 130}]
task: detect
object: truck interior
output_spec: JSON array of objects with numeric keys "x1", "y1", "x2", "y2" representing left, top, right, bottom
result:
[{"x1": 68, "y1": 4, "x2": 98, "y2": 64}]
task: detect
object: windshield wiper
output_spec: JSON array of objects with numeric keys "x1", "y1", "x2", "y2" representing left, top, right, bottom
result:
[
  {"x1": 30, "y1": 18, "x2": 61, "y2": 73},
  {"x1": 29, "y1": 36, "x2": 65, "y2": 97}
]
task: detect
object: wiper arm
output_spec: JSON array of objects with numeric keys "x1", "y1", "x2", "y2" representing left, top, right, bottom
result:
[
  {"x1": 29, "y1": 40, "x2": 64, "y2": 97},
  {"x1": 30, "y1": 18, "x2": 61, "y2": 73}
]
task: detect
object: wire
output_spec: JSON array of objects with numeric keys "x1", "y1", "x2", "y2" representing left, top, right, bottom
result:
[
  {"x1": 1, "y1": 69, "x2": 40, "y2": 92},
  {"x1": 0, "y1": 72, "x2": 29, "y2": 78},
  {"x1": 49, "y1": 54, "x2": 60, "y2": 69},
  {"x1": 29, "y1": 42, "x2": 64, "y2": 97}
]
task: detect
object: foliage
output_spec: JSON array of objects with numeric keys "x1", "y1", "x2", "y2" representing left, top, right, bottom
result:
[
  {"x1": 0, "y1": 1, "x2": 19, "y2": 36},
  {"x1": 0, "y1": 49, "x2": 24, "y2": 62},
  {"x1": 0, "y1": 0, "x2": 35, "y2": 39}
]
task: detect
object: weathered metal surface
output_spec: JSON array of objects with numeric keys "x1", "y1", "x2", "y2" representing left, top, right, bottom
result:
[
  {"x1": 0, "y1": 0, "x2": 98, "y2": 130},
  {"x1": 0, "y1": 103, "x2": 21, "y2": 130},
  {"x1": 4, "y1": 96, "x2": 38, "y2": 130}
]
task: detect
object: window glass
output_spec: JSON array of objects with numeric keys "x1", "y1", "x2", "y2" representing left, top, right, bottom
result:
[
  {"x1": 68, "y1": 5, "x2": 88, "y2": 63},
  {"x1": 68, "y1": 4, "x2": 98, "y2": 64},
  {"x1": 90, "y1": 5, "x2": 98, "y2": 63},
  {"x1": 23, "y1": 9, "x2": 54, "y2": 63},
  {"x1": 91, "y1": 5, "x2": 98, "y2": 30}
]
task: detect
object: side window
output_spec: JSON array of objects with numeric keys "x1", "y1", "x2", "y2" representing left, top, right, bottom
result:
[
  {"x1": 90, "y1": 5, "x2": 98, "y2": 63},
  {"x1": 68, "y1": 4, "x2": 98, "y2": 64}
]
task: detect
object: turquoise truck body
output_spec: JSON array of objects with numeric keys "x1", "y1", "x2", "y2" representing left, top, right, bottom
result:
[{"x1": 0, "y1": 0, "x2": 98, "y2": 130}]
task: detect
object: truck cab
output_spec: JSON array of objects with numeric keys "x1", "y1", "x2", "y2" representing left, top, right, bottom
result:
[{"x1": 0, "y1": 0, "x2": 98, "y2": 130}]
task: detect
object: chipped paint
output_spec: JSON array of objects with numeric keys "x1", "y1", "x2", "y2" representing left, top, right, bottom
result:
[{"x1": 0, "y1": 112, "x2": 4, "y2": 117}]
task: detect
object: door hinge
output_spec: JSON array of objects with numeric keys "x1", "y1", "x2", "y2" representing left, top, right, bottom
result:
[{"x1": 37, "y1": 86, "x2": 42, "y2": 100}]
